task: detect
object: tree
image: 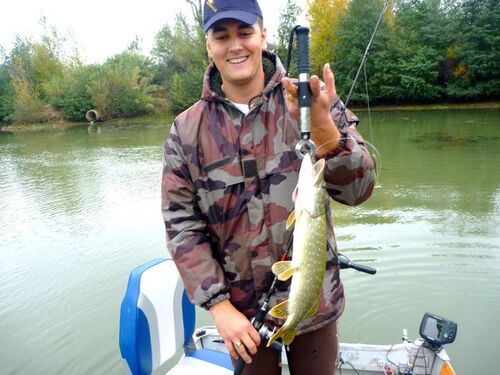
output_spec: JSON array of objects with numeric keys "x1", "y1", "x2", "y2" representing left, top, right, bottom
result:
[
  {"x1": 275, "y1": 0, "x2": 302, "y2": 75},
  {"x1": 307, "y1": 0, "x2": 349, "y2": 75},
  {"x1": 448, "y1": 0, "x2": 500, "y2": 99},
  {"x1": 152, "y1": 0, "x2": 208, "y2": 113},
  {"x1": 86, "y1": 51, "x2": 154, "y2": 119},
  {"x1": 333, "y1": 0, "x2": 390, "y2": 101}
]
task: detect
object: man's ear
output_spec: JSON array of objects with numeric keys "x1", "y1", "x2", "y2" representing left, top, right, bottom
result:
[
  {"x1": 261, "y1": 27, "x2": 268, "y2": 50},
  {"x1": 206, "y1": 37, "x2": 212, "y2": 58}
]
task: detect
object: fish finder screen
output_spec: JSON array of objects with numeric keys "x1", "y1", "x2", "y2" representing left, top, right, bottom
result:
[
  {"x1": 423, "y1": 316, "x2": 445, "y2": 339},
  {"x1": 420, "y1": 312, "x2": 456, "y2": 347}
]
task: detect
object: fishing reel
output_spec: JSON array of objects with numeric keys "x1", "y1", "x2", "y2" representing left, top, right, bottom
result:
[
  {"x1": 254, "y1": 321, "x2": 283, "y2": 352},
  {"x1": 233, "y1": 319, "x2": 282, "y2": 375}
]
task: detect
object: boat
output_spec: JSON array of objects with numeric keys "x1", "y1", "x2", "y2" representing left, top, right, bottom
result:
[{"x1": 119, "y1": 258, "x2": 457, "y2": 375}]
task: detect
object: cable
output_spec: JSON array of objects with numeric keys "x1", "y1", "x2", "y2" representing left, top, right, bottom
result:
[
  {"x1": 386, "y1": 344, "x2": 401, "y2": 370},
  {"x1": 284, "y1": 25, "x2": 301, "y2": 77},
  {"x1": 411, "y1": 343, "x2": 429, "y2": 375},
  {"x1": 339, "y1": 360, "x2": 362, "y2": 375}
]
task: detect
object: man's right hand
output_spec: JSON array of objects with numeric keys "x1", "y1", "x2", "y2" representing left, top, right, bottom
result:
[{"x1": 209, "y1": 299, "x2": 261, "y2": 364}]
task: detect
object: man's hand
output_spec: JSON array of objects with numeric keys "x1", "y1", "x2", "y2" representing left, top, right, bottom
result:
[
  {"x1": 283, "y1": 63, "x2": 341, "y2": 157},
  {"x1": 209, "y1": 300, "x2": 261, "y2": 364}
]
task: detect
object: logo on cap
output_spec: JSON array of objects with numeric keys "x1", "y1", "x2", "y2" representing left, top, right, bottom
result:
[{"x1": 207, "y1": 0, "x2": 217, "y2": 12}]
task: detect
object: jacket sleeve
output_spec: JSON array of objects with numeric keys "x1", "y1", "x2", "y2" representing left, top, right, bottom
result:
[
  {"x1": 162, "y1": 121, "x2": 230, "y2": 308},
  {"x1": 321, "y1": 96, "x2": 376, "y2": 205}
]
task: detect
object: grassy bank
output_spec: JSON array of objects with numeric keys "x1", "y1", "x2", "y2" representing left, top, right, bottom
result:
[{"x1": 0, "y1": 112, "x2": 175, "y2": 133}]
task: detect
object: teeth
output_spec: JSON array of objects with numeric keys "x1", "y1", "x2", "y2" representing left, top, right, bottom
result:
[{"x1": 228, "y1": 56, "x2": 248, "y2": 64}]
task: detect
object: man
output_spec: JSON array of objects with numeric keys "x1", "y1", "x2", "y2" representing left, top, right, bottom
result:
[{"x1": 161, "y1": 0, "x2": 376, "y2": 373}]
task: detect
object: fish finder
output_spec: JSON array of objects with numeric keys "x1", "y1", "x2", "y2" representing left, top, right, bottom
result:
[{"x1": 419, "y1": 312, "x2": 457, "y2": 350}]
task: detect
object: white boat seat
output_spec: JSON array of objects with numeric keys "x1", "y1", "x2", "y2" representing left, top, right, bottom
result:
[
  {"x1": 167, "y1": 348, "x2": 233, "y2": 375},
  {"x1": 119, "y1": 258, "x2": 234, "y2": 374}
]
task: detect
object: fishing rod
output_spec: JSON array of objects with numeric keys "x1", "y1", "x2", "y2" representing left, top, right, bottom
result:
[
  {"x1": 234, "y1": 26, "x2": 316, "y2": 374},
  {"x1": 232, "y1": 235, "x2": 292, "y2": 375},
  {"x1": 234, "y1": 9, "x2": 389, "y2": 370},
  {"x1": 284, "y1": 25, "x2": 316, "y2": 160}
]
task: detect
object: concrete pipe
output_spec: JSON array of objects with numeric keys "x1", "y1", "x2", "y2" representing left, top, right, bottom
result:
[{"x1": 85, "y1": 109, "x2": 101, "y2": 123}]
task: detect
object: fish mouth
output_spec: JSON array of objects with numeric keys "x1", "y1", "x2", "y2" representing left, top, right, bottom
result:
[{"x1": 227, "y1": 56, "x2": 249, "y2": 64}]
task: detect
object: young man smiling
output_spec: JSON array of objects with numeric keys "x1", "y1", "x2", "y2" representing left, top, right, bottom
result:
[{"x1": 162, "y1": 0, "x2": 376, "y2": 373}]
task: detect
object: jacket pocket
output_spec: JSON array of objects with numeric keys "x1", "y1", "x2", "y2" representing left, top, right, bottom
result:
[{"x1": 195, "y1": 156, "x2": 246, "y2": 226}]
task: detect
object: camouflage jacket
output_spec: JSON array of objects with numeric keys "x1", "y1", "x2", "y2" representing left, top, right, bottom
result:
[{"x1": 162, "y1": 51, "x2": 376, "y2": 334}]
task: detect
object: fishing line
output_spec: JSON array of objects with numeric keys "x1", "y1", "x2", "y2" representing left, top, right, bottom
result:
[
  {"x1": 363, "y1": 61, "x2": 374, "y2": 143},
  {"x1": 337, "y1": 0, "x2": 390, "y2": 182},
  {"x1": 344, "y1": 0, "x2": 391, "y2": 109}
]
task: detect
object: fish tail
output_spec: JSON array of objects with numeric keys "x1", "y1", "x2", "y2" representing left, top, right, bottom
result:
[{"x1": 266, "y1": 325, "x2": 297, "y2": 347}]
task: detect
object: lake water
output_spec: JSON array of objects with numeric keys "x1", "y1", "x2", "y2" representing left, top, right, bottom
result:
[{"x1": 0, "y1": 109, "x2": 499, "y2": 374}]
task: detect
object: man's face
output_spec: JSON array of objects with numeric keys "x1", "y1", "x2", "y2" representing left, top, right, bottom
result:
[{"x1": 206, "y1": 19, "x2": 267, "y2": 88}]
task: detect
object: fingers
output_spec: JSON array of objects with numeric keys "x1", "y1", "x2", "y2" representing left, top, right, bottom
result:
[
  {"x1": 283, "y1": 77, "x2": 298, "y2": 98},
  {"x1": 228, "y1": 333, "x2": 258, "y2": 364},
  {"x1": 310, "y1": 63, "x2": 335, "y2": 100},
  {"x1": 323, "y1": 63, "x2": 336, "y2": 99}
]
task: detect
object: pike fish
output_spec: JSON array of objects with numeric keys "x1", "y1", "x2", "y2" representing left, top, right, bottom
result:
[{"x1": 267, "y1": 153, "x2": 327, "y2": 347}]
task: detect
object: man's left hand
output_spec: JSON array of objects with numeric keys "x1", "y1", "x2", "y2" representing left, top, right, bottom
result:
[{"x1": 283, "y1": 63, "x2": 341, "y2": 157}]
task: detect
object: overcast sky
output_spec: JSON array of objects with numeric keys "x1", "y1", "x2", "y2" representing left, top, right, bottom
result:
[{"x1": 1, "y1": 0, "x2": 308, "y2": 63}]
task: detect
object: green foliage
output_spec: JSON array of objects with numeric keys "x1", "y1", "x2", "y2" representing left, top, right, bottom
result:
[
  {"x1": 52, "y1": 66, "x2": 94, "y2": 121},
  {"x1": 86, "y1": 51, "x2": 155, "y2": 119},
  {"x1": 308, "y1": 0, "x2": 349, "y2": 75},
  {"x1": 169, "y1": 68, "x2": 205, "y2": 113},
  {"x1": 152, "y1": 8, "x2": 207, "y2": 113},
  {"x1": 275, "y1": 0, "x2": 301, "y2": 75},
  {"x1": 1, "y1": 0, "x2": 498, "y2": 125},
  {"x1": 333, "y1": 0, "x2": 390, "y2": 101},
  {"x1": 329, "y1": 0, "x2": 499, "y2": 104},
  {"x1": 0, "y1": 51, "x2": 15, "y2": 122},
  {"x1": 450, "y1": 0, "x2": 500, "y2": 99}
]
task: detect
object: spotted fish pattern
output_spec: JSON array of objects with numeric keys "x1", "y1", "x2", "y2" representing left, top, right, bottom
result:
[
  {"x1": 161, "y1": 51, "x2": 376, "y2": 335},
  {"x1": 267, "y1": 154, "x2": 328, "y2": 346}
]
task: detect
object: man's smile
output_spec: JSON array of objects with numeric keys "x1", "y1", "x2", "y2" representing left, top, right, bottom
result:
[{"x1": 227, "y1": 56, "x2": 249, "y2": 64}]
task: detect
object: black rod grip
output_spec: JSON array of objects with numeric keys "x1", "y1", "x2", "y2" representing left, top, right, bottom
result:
[
  {"x1": 338, "y1": 254, "x2": 377, "y2": 275},
  {"x1": 295, "y1": 26, "x2": 310, "y2": 74},
  {"x1": 348, "y1": 261, "x2": 377, "y2": 275},
  {"x1": 234, "y1": 358, "x2": 246, "y2": 375}
]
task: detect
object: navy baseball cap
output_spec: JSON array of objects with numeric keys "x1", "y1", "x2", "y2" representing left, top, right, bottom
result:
[{"x1": 204, "y1": 0, "x2": 263, "y2": 32}]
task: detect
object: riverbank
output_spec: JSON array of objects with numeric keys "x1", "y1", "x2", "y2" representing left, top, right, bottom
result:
[
  {"x1": 0, "y1": 112, "x2": 174, "y2": 133},
  {"x1": 2, "y1": 101, "x2": 499, "y2": 132},
  {"x1": 352, "y1": 101, "x2": 500, "y2": 111}
]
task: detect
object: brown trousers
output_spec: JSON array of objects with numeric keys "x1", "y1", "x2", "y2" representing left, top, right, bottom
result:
[{"x1": 231, "y1": 321, "x2": 338, "y2": 375}]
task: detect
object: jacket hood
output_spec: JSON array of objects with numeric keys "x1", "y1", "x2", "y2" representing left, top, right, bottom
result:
[{"x1": 201, "y1": 50, "x2": 286, "y2": 103}]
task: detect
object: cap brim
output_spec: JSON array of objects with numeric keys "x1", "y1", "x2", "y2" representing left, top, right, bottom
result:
[{"x1": 204, "y1": 10, "x2": 260, "y2": 32}]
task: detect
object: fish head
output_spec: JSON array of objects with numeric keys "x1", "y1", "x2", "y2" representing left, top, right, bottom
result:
[{"x1": 293, "y1": 154, "x2": 326, "y2": 214}]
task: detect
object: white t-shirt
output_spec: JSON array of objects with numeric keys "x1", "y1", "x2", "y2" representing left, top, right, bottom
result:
[{"x1": 232, "y1": 102, "x2": 250, "y2": 115}]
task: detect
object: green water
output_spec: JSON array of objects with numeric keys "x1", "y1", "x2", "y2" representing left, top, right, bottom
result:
[{"x1": 0, "y1": 109, "x2": 499, "y2": 374}]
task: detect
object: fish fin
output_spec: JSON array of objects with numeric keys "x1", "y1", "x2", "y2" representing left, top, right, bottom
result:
[
  {"x1": 281, "y1": 329, "x2": 297, "y2": 345},
  {"x1": 292, "y1": 185, "x2": 299, "y2": 202},
  {"x1": 268, "y1": 300, "x2": 289, "y2": 319},
  {"x1": 267, "y1": 325, "x2": 297, "y2": 347},
  {"x1": 286, "y1": 210, "x2": 295, "y2": 229},
  {"x1": 271, "y1": 261, "x2": 298, "y2": 281},
  {"x1": 313, "y1": 159, "x2": 326, "y2": 185},
  {"x1": 305, "y1": 298, "x2": 320, "y2": 318}
]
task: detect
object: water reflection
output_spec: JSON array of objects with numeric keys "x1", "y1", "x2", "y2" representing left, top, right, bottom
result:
[{"x1": 0, "y1": 111, "x2": 499, "y2": 374}]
